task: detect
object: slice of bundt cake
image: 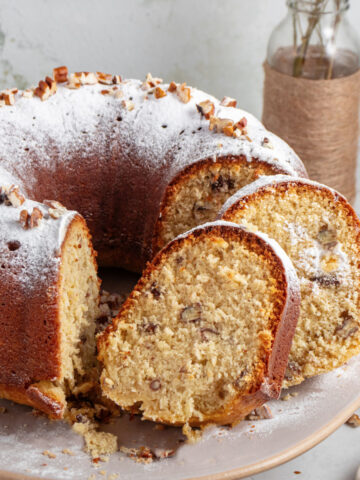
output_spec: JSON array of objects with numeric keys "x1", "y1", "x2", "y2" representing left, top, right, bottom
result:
[
  {"x1": 220, "y1": 175, "x2": 360, "y2": 387},
  {"x1": 0, "y1": 179, "x2": 100, "y2": 418},
  {"x1": 97, "y1": 222, "x2": 300, "y2": 426}
]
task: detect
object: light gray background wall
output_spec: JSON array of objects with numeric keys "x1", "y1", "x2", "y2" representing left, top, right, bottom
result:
[{"x1": 0, "y1": 0, "x2": 359, "y2": 119}]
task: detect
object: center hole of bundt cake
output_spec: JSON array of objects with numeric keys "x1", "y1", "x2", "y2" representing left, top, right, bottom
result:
[{"x1": 100, "y1": 234, "x2": 283, "y2": 424}]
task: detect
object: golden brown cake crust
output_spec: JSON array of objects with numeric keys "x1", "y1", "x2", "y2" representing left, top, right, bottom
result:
[{"x1": 98, "y1": 222, "x2": 300, "y2": 426}]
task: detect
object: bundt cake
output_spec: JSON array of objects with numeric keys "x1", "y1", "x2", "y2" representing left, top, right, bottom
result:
[
  {"x1": 219, "y1": 175, "x2": 360, "y2": 387},
  {"x1": 97, "y1": 221, "x2": 300, "y2": 426},
  {"x1": 0, "y1": 172, "x2": 100, "y2": 418},
  {"x1": 0, "y1": 67, "x2": 307, "y2": 272}
]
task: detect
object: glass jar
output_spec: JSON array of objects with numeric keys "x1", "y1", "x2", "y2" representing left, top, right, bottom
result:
[{"x1": 267, "y1": 0, "x2": 360, "y2": 79}]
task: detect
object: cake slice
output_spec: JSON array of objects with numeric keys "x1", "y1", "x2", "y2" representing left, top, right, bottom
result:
[
  {"x1": 98, "y1": 221, "x2": 300, "y2": 426},
  {"x1": 0, "y1": 182, "x2": 100, "y2": 418},
  {"x1": 219, "y1": 175, "x2": 360, "y2": 387}
]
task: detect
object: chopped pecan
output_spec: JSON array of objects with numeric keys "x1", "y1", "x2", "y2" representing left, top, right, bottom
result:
[
  {"x1": 200, "y1": 327, "x2": 220, "y2": 341},
  {"x1": 79, "y1": 72, "x2": 98, "y2": 85},
  {"x1": 168, "y1": 81, "x2": 177, "y2": 92},
  {"x1": 347, "y1": 413, "x2": 360, "y2": 427},
  {"x1": 235, "y1": 117, "x2": 247, "y2": 130},
  {"x1": 22, "y1": 88, "x2": 34, "y2": 98},
  {"x1": 19, "y1": 209, "x2": 30, "y2": 229},
  {"x1": 142, "y1": 73, "x2": 163, "y2": 90},
  {"x1": 317, "y1": 225, "x2": 337, "y2": 249},
  {"x1": 30, "y1": 207, "x2": 43, "y2": 228},
  {"x1": 112, "y1": 74, "x2": 122, "y2": 85},
  {"x1": 44, "y1": 199, "x2": 67, "y2": 219},
  {"x1": 122, "y1": 99, "x2": 135, "y2": 111},
  {"x1": 234, "y1": 369, "x2": 248, "y2": 387},
  {"x1": 335, "y1": 311, "x2": 359, "y2": 339},
  {"x1": 220, "y1": 96, "x2": 237, "y2": 107},
  {"x1": 150, "y1": 282, "x2": 161, "y2": 298},
  {"x1": 154, "y1": 86, "x2": 167, "y2": 99},
  {"x1": 210, "y1": 175, "x2": 235, "y2": 192},
  {"x1": 180, "y1": 303, "x2": 202, "y2": 323},
  {"x1": 34, "y1": 77, "x2": 57, "y2": 101},
  {"x1": 142, "y1": 322, "x2": 158, "y2": 334},
  {"x1": 176, "y1": 83, "x2": 191, "y2": 103},
  {"x1": 0, "y1": 89, "x2": 16, "y2": 106},
  {"x1": 4, "y1": 185, "x2": 25, "y2": 207},
  {"x1": 262, "y1": 137, "x2": 274, "y2": 149},
  {"x1": 150, "y1": 379, "x2": 161, "y2": 391},
  {"x1": 309, "y1": 273, "x2": 340, "y2": 287},
  {"x1": 209, "y1": 116, "x2": 234, "y2": 134},
  {"x1": 53, "y1": 66, "x2": 68, "y2": 83},
  {"x1": 96, "y1": 72, "x2": 113, "y2": 85},
  {"x1": 192, "y1": 201, "x2": 212, "y2": 221},
  {"x1": 196, "y1": 100, "x2": 215, "y2": 119}
]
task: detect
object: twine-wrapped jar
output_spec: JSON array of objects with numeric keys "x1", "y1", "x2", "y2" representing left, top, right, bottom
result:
[{"x1": 263, "y1": 0, "x2": 360, "y2": 203}]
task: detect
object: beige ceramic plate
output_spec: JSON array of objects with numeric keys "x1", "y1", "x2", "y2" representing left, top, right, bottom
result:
[{"x1": 0, "y1": 268, "x2": 359, "y2": 480}]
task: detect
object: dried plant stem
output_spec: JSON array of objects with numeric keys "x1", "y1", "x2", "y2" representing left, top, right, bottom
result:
[
  {"x1": 327, "y1": 0, "x2": 342, "y2": 79},
  {"x1": 292, "y1": 0, "x2": 327, "y2": 77}
]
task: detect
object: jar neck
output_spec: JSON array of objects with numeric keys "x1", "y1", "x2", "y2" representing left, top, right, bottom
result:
[{"x1": 287, "y1": 0, "x2": 349, "y2": 14}]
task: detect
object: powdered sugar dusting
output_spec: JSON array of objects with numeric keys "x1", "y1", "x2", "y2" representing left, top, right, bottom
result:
[
  {"x1": 0, "y1": 178, "x2": 77, "y2": 290},
  {"x1": 0, "y1": 81, "x2": 303, "y2": 197}
]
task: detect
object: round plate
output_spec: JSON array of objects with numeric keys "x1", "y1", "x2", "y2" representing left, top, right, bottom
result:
[{"x1": 0, "y1": 268, "x2": 359, "y2": 480}]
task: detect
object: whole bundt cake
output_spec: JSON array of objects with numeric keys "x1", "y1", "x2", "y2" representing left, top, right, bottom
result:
[
  {"x1": 98, "y1": 222, "x2": 300, "y2": 426},
  {"x1": 219, "y1": 175, "x2": 360, "y2": 387},
  {"x1": 0, "y1": 67, "x2": 307, "y2": 272},
  {"x1": 0, "y1": 68, "x2": 306, "y2": 418}
]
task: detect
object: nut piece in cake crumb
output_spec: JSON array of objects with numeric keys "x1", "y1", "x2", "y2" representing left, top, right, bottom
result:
[
  {"x1": 220, "y1": 96, "x2": 237, "y2": 107},
  {"x1": 0, "y1": 407, "x2": 6, "y2": 414},
  {"x1": 346, "y1": 413, "x2": 360, "y2": 427},
  {"x1": 42, "y1": 450, "x2": 56, "y2": 459}
]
